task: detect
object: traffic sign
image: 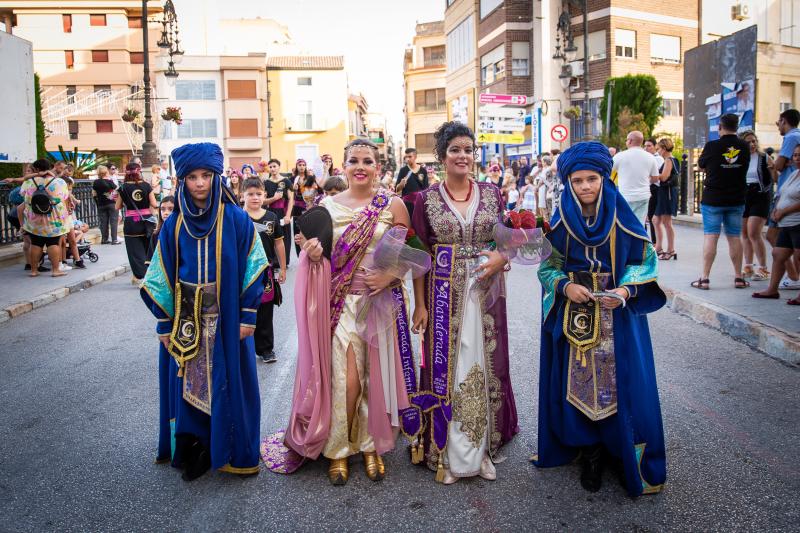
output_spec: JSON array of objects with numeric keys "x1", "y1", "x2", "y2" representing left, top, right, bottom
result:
[
  {"x1": 478, "y1": 106, "x2": 526, "y2": 119},
  {"x1": 551, "y1": 124, "x2": 569, "y2": 143},
  {"x1": 476, "y1": 132, "x2": 526, "y2": 145},
  {"x1": 478, "y1": 119, "x2": 525, "y2": 132},
  {"x1": 478, "y1": 93, "x2": 528, "y2": 106}
]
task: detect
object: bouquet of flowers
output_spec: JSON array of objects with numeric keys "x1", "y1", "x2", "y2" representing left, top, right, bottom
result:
[
  {"x1": 160, "y1": 107, "x2": 183, "y2": 125},
  {"x1": 494, "y1": 210, "x2": 552, "y2": 265}
]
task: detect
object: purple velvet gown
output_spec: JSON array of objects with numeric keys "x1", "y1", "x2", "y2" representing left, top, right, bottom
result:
[{"x1": 412, "y1": 181, "x2": 519, "y2": 477}]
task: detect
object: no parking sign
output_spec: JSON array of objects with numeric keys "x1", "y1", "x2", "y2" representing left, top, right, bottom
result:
[{"x1": 551, "y1": 124, "x2": 569, "y2": 143}]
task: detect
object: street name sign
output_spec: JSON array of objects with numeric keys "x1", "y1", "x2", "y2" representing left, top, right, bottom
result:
[
  {"x1": 476, "y1": 132, "x2": 526, "y2": 145},
  {"x1": 478, "y1": 119, "x2": 526, "y2": 133},
  {"x1": 478, "y1": 93, "x2": 528, "y2": 106},
  {"x1": 478, "y1": 106, "x2": 526, "y2": 119}
]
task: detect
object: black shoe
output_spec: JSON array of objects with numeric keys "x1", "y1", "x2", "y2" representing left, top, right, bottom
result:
[
  {"x1": 181, "y1": 440, "x2": 211, "y2": 482},
  {"x1": 580, "y1": 445, "x2": 604, "y2": 493},
  {"x1": 24, "y1": 264, "x2": 31, "y2": 271},
  {"x1": 73, "y1": 260, "x2": 86, "y2": 269},
  {"x1": 101, "y1": 240, "x2": 110, "y2": 245},
  {"x1": 260, "y1": 351, "x2": 277, "y2": 364}
]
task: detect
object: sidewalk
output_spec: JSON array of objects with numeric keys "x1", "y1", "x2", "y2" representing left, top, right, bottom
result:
[
  {"x1": 0, "y1": 229, "x2": 131, "y2": 322},
  {"x1": 659, "y1": 224, "x2": 800, "y2": 364}
]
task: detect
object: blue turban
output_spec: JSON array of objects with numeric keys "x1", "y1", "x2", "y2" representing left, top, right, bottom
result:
[
  {"x1": 552, "y1": 141, "x2": 647, "y2": 246},
  {"x1": 171, "y1": 142, "x2": 224, "y2": 179},
  {"x1": 556, "y1": 141, "x2": 613, "y2": 183}
]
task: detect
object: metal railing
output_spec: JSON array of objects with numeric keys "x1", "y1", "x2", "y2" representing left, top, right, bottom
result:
[
  {"x1": 692, "y1": 169, "x2": 705, "y2": 214},
  {"x1": 0, "y1": 180, "x2": 100, "y2": 246}
]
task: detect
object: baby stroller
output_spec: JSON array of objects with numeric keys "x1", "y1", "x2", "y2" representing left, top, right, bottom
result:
[{"x1": 77, "y1": 240, "x2": 99, "y2": 263}]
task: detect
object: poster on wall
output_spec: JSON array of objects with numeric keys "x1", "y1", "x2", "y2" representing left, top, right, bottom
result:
[{"x1": 684, "y1": 25, "x2": 757, "y2": 148}]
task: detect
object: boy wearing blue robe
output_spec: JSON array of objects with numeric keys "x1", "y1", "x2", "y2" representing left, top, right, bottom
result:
[
  {"x1": 141, "y1": 142, "x2": 268, "y2": 481},
  {"x1": 534, "y1": 141, "x2": 667, "y2": 496}
]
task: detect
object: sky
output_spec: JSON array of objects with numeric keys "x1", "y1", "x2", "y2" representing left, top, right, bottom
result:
[{"x1": 173, "y1": 0, "x2": 445, "y2": 141}]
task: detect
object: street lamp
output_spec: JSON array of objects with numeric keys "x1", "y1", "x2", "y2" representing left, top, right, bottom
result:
[
  {"x1": 141, "y1": 0, "x2": 181, "y2": 167},
  {"x1": 553, "y1": 0, "x2": 592, "y2": 141}
]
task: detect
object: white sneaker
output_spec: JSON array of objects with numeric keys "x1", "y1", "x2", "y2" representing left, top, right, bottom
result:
[
  {"x1": 779, "y1": 276, "x2": 800, "y2": 290},
  {"x1": 60, "y1": 263, "x2": 73, "y2": 271}
]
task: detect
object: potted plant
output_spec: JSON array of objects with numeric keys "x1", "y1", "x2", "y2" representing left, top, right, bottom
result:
[
  {"x1": 564, "y1": 106, "x2": 582, "y2": 120},
  {"x1": 161, "y1": 106, "x2": 183, "y2": 125},
  {"x1": 122, "y1": 108, "x2": 140, "y2": 122}
]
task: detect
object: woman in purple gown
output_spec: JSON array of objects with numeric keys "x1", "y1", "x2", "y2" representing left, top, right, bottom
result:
[{"x1": 410, "y1": 122, "x2": 519, "y2": 484}]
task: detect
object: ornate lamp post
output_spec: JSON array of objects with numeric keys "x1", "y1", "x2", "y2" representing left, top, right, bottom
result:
[
  {"x1": 553, "y1": 0, "x2": 592, "y2": 141},
  {"x1": 141, "y1": 0, "x2": 182, "y2": 166}
]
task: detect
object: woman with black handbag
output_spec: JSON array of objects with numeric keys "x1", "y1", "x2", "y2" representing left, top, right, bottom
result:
[
  {"x1": 653, "y1": 138, "x2": 680, "y2": 260},
  {"x1": 116, "y1": 163, "x2": 158, "y2": 282}
]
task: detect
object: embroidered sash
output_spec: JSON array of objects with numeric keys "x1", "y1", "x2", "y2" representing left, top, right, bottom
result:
[
  {"x1": 329, "y1": 189, "x2": 392, "y2": 332},
  {"x1": 563, "y1": 271, "x2": 601, "y2": 360},
  {"x1": 393, "y1": 286, "x2": 421, "y2": 441},
  {"x1": 411, "y1": 243, "x2": 455, "y2": 453},
  {"x1": 565, "y1": 272, "x2": 618, "y2": 421}
]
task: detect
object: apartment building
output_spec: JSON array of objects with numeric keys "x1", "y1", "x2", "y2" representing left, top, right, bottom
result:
[
  {"x1": 445, "y1": 0, "x2": 479, "y2": 132},
  {"x1": 564, "y1": 0, "x2": 699, "y2": 142},
  {"x1": 348, "y1": 93, "x2": 369, "y2": 141},
  {"x1": 403, "y1": 20, "x2": 447, "y2": 165},
  {"x1": 266, "y1": 56, "x2": 349, "y2": 169},
  {"x1": 0, "y1": 0, "x2": 163, "y2": 160},
  {"x1": 700, "y1": 0, "x2": 800, "y2": 148}
]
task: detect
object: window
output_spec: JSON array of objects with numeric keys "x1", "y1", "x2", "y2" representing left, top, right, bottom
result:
[
  {"x1": 297, "y1": 77, "x2": 312, "y2": 86},
  {"x1": 296, "y1": 100, "x2": 313, "y2": 130},
  {"x1": 130, "y1": 52, "x2": 144, "y2": 64},
  {"x1": 229, "y1": 118, "x2": 258, "y2": 137},
  {"x1": 447, "y1": 16, "x2": 475, "y2": 72},
  {"x1": 414, "y1": 88, "x2": 446, "y2": 112},
  {"x1": 177, "y1": 119, "x2": 217, "y2": 139},
  {"x1": 615, "y1": 29, "x2": 636, "y2": 58},
  {"x1": 650, "y1": 34, "x2": 680, "y2": 64},
  {"x1": 68, "y1": 121, "x2": 78, "y2": 140},
  {"x1": 415, "y1": 133, "x2": 436, "y2": 154},
  {"x1": 128, "y1": 16, "x2": 142, "y2": 29},
  {"x1": 65, "y1": 50, "x2": 74, "y2": 69},
  {"x1": 780, "y1": 0, "x2": 800, "y2": 47},
  {"x1": 92, "y1": 50, "x2": 109, "y2": 63},
  {"x1": 227, "y1": 79, "x2": 256, "y2": 99},
  {"x1": 661, "y1": 99, "x2": 683, "y2": 117},
  {"x1": 573, "y1": 31, "x2": 607, "y2": 61},
  {"x1": 95, "y1": 120, "x2": 113, "y2": 133},
  {"x1": 511, "y1": 42, "x2": 529, "y2": 76},
  {"x1": 160, "y1": 123, "x2": 172, "y2": 140},
  {"x1": 569, "y1": 99, "x2": 602, "y2": 141},
  {"x1": 480, "y1": 45, "x2": 505, "y2": 86},
  {"x1": 480, "y1": 0, "x2": 503, "y2": 18},
  {"x1": 781, "y1": 82, "x2": 796, "y2": 113},
  {"x1": 423, "y1": 45, "x2": 446, "y2": 67},
  {"x1": 94, "y1": 85, "x2": 111, "y2": 93},
  {"x1": 176, "y1": 80, "x2": 216, "y2": 100},
  {"x1": 90, "y1": 14, "x2": 107, "y2": 27},
  {"x1": 62, "y1": 14, "x2": 72, "y2": 33},
  {"x1": 66, "y1": 85, "x2": 76, "y2": 104}
]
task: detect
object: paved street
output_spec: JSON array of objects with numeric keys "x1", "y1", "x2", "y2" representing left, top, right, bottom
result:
[{"x1": 1, "y1": 261, "x2": 798, "y2": 532}]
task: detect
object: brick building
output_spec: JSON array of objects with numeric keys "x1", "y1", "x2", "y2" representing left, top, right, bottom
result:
[{"x1": 564, "y1": 0, "x2": 700, "y2": 142}]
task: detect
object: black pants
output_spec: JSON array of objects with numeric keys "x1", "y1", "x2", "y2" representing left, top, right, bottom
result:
[
  {"x1": 255, "y1": 302, "x2": 275, "y2": 355},
  {"x1": 125, "y1": 235, "x2": 149, "y2": 279},
  {"x1": 97, "y1": 204, "x2": 119, "y2": 243}
]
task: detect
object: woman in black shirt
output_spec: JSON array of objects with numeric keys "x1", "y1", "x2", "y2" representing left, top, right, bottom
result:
[
  {"x1": 263, "y1": 158, "x2": 295, "y2": 265},
  {"x1": 92, "y1": 165, "x2": 119, "y2": 244},
  {"x1": 116, "y1": 163, "x2": 157, "y2": 281}
]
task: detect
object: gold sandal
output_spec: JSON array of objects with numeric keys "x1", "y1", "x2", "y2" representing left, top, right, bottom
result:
[
  {"x1": 363, "y1": 452, "x2": 385, "y2": 481},
  {"x1": 328, "y1": 457, "x2": 349, "y2": 486}
]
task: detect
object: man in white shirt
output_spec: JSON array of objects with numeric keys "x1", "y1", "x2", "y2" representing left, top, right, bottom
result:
[
  {"x1": 612, "y1": 131, "x2": 661, "y2": 224},
  {"x1": 159, "y1": 160, "x2": 174, "y2": 195}
]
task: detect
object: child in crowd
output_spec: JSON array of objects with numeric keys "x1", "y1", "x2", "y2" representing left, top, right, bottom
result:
[
  {"x1": 322, "y1": 176, "x2": 346, "y2": 197},
  {"x1": 146, "y1": 195, "x2": 174, "y2": 266},
  {"x1": 243, "y1": 178, "x2": 287, "y2": 363}
]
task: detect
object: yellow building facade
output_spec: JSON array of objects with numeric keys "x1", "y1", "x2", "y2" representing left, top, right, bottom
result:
[{"x1": 266, "y1": 56, "x2": 350, "y2": 170}]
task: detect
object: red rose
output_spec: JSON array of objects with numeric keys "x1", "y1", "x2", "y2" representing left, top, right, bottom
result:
[
  {"x1": 519, "y1": 211, "x2": 537, "y2": 230},
  {"x1": 406, "y1": 228, "x2": 416, "y2": 239},
  {"x1": 506, "y1": 211, "x2": 522, "y2": 229}
]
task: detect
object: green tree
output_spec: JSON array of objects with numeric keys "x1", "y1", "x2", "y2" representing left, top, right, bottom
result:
[
  {"x1": 602, "y1": 107, "x2": 651, "y2": 150},
  {"x1": 600, "y1": 75, "x2": 663, "y2": 140}
]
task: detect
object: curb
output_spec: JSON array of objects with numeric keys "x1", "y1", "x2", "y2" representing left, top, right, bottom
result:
[
  {"x1": 663, "y1": 287, "x2": 800, "y2": 366},
  {"x1": 0, "y1": 263, "x2": 131, "y2": 325}
]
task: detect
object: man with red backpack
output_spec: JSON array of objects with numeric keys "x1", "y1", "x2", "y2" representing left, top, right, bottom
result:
[{"x1": 20, "y1": 159, "x2": 71, "y2": 277}]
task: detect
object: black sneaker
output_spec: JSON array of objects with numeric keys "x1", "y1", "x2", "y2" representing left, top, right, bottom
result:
[
  {"x1": 24, "y1": 264, "x2": 31, "y2": 271},
  {"x1": 73, "y1": 260, "x2": 86, "y2": 269},
  {"x1": 38, "y1": 264, "x2": 51, "y2": 272},
  {"x1": 580, "y1": 445, "x2": 604, "y2": 493},
  {"x1": 260, "y1": 351, "x2": 277, "y2": 364}
]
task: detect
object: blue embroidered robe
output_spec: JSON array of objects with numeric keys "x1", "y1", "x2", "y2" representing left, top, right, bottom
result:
[
  {"x1": 141, "y1": 199, "x2": 267, "y2": 474},
  {"x1": 535, "y1": 218, "x2": 667, "y2": 496}
]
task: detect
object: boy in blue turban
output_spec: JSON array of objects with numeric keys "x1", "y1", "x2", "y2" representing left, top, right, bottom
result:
[
  {"x1": 141, "y1": 142, "x2": 268, "y2": 480},
  {"x1": 533, "y1": 141, "x2": 667, "y2": 496}
]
